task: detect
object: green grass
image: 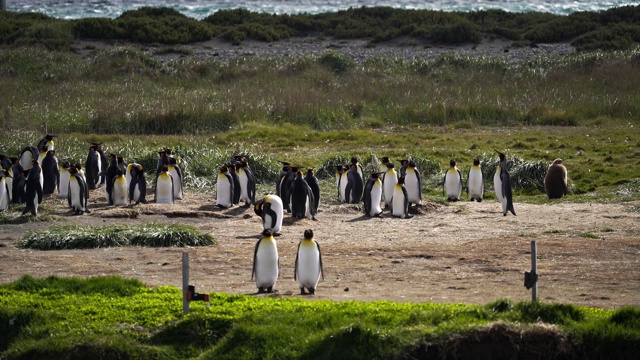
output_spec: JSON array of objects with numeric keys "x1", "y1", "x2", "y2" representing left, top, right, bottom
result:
[
  {"x1": 0, "y1": 276, "x2": 638, "y2": 359},
  {"x1": 17, "y1": 223, "x2": 217, "y2": 250}
]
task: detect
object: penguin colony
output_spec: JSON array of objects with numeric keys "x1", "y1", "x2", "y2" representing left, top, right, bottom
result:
[{"x1": 3, "y1": 134, "x2": 570, "y2": 295}]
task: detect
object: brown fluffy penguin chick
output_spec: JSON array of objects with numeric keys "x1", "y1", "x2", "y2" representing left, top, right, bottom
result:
[{"x1": 544, "y1": 158, "x2": 568, "y2": 199}]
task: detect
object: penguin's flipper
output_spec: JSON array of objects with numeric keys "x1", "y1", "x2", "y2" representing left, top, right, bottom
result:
[
  {"x1": 316, "y1": 242, "x2": 324, "y2": 280},
  {"x1": 442, "y1": 172, "x2": 447, "y2": 196},
  {"x1": 456, "y1": 169, "x2": 463, "y2": 195},
  {"x1": 415, "y1": 168, "x2": 423, "y2": 201},
  {"x1": 251, "y1": 239, "x2": 261, "y2": 281},
  {"x1": 294, "y1": 242, "x2": 301, "y2": 281}
]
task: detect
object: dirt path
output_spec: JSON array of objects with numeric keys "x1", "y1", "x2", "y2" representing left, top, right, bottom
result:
[{"x1": 1, "y1": 191, "x2": 638, "y2": 309}]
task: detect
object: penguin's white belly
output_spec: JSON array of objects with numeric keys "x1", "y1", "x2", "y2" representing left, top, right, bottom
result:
[
  {"x1": 5, "y1": 176, "x2": 12, "y2": 202},
  {"x1": 168, "y1": 168, "x2": 183, "y2": 200},
  {"x1": 155, "y1": 178, "x2": 173, "y2": 204},
  {"x1": 392, "y1": 186, "x2": 406, "y2": 217},
  {"x1": 468, "y1": 170, "x2": 483, "y2": 198},
  {"x1": 493, "y1": 171, "x2": 503, "y2": 203},
  {"x1": 69, "y1": 179, "x2": 83, "y2": 210},
  {"x1": 238, "y1": 171, "x2": 250, "y2": 202},
  {"x1": 216, "y1": 175, "x2": 232, "y2": 208},
  {"x1": 339, "y1": 174, "x2": 348, "y2": 202},
  {"x1": 112, "y1": 179, "x2": 128, "y2": 205},
  {"x1": 369, "y1": 183, "x2": 383, "y2": 216},
  {"x1": 405, "y1": 173, "x2": 421, "y2": 204},
  {"x1": 445, "y1": 171, "x2": 461, "y2": 199},
  {"x1": 58, "y1": 171, "x2": 70, "y2": 198},
  {"x1": 264, "y1": 197, "x2": 283, "y2": 233},
  {"x1": 255, "y1": 243, "x2": 278, "y2": 288},
  {"x1": 0, "y1": 179, "x2": 9, "y2": 210},
  {"x1": 297, "y1": 248, "x2": 321, "y2": 288},
  {"x1": 383, "y1": 172, "x2": 397, "y2": 206}
]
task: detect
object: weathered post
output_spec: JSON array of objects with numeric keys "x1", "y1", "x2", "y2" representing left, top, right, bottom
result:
[
  {"x1": 531, "y1": 241, "x2": 537, "y2": 304},
  {"x1": 182, "y1": 252, "x2": 190, "y2": 315}
]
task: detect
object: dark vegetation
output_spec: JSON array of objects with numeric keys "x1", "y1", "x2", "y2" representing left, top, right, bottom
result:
[{"x1": 1, "y1": 5, "x2": 640, "y2": 50}]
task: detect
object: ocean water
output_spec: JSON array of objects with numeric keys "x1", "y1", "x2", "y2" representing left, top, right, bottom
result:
[{"x1": 5, "y1": 0, "x2": 639, "y2": 20}]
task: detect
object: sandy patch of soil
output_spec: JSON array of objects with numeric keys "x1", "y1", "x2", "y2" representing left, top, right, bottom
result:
[{"x1": 1, "y1": 189, "x2": 638, "y2": 309}]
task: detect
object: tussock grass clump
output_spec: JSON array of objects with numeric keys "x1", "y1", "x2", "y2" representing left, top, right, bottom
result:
[{"x1": 18, "y1": 223, "x2": 216, "y2": 250}]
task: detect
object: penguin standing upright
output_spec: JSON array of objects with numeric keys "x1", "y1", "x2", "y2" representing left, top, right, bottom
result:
[
  {"x1": 544, "y1": 158, "x2": 568, "y2": 199},
  {"x1": 345, "y1": 163, "x2": 364, "y2": 204},
  {"x1": 304, "y1": 168, "x2": 321, "y2": 216},
  {"x1": 237, "y1": 159, "x2": 256, "y2": 207},
  {"x1": 335, "y1": 165, "x2": 348, "y2": 203},
  {"x1": 68, "y1": 165, "x2": 89, "y2": 214},
  {"x1": 168, "y1": 157, "x2": 184, "y2": 200},
  {"x1": 154, "y1": 165, "x2": 174, "y2": 204},
  {"x1": 350, "y1": 156, "x2": 365, "y2": 182},
  {"x1": 22, "y1": 160, "x2": 42, "y2": 216},
  {"x1": 294, "y1": 229, "x2": 324, "y2": 295},
  {"x1": 0, "y1": 169, "x2": 11, "y2": 211},
  {"x1": 111, "y1": 168, "x2": 128, "y2": 206},
  {"x1": 382, "y1": 162, "x2": 398, "y2": 209},
  {"x1": 363, "y1": 172, "x2": 384, "y2": 217},
  {"x1": 104, "y1": 154, "x2": 118, "y2": 204},
  {"x1": 290, "y1": 170, "x2": 317, "y2": 220},
  {"x1": 156, "y1": 148, "x2": 171, "y2": 175},
  {"x1": 1, "y1": 156, "x2": 14, "y2": 203},
  {"x1": 379, "y1": 156, "x2": 390, "y2": 173},
  {"x1": 228, "y1": 162, "x2": 242, "y2": 206},
  {"x1": 252, "y1": 229, "x2": 279, "y2": 294},
  {"x1": 89, "y1": 142, "x2": 108, "y2": 186},
  {"x1": 404, "y1": 160, "x2": 422, "y2": 206},
  {"x1": 276, "y1": 161, "x2": 291, "y2": 197},
  {"x1": 37, "y1": 134, "x2": 56, "y2": 153},
  {"x1": 278, "y1": 164, "x2": 295, "y2": 212},
  {"x1": 399, "y1": 159, "x2": 409, "y2": 177},
  {"x1": 443, "y1": 160, "x2": 463, "y2": 202},
  {"x1": 19, "y1": 146, "x2": 38, "y2": 172},
  {"x1": 495, "y1": 150, "x2": 516, "y2": 216},
  {"x1": 392, "y1": 176, "x2": 412, "y2": 219},
  {"x1": 254, "y1": 194, "x2": 284, "y2": 235},
  {"x1": 128, "y1": 163, "x2": 147, "y2": 204},
  {"x1": 58, "y1": 161, "x2": 71, "y2": 199},
  {"x1": 12, "y1": 170, "x2": 26, "y2": 204},
  {"x1": 216, "y1": 165, "x2": 234, "y2": 208},
  {"x1": 85, "y1": 144, "x2": 102, "y2": 189},
  {"x1": 41, "y1": 149, "x2": 59, "y2": 195},
  {"x1": 467, "y1": 158, "x2": 484, "y2": 202}
]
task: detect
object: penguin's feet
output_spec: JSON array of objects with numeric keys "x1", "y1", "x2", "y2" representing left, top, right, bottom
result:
[
  {"x1": 404, "y1": 214, "x2": 414, "y2": 219},
  {"x1": 84, "y1": 209, "x2": 91, "y2": 214},
  {"x1": 308, "y1": 287, "x2": 315, "y2": 295},
  {"x1": 312, "y1": 215, "x2": 318, "y2": 221},
  {"x1": 469, "y1": 197, "x2": 475, "y2": 202},
  {"x1": 257, "y1": 287, "x2": 266, "y2": 294},
  {"x1": 477, "y1": 198, "x2": 482, "y2": 202},
  {"x1": 266, "y1": 286, "x2": 274, "y2": 293},
  {"x1": 300, "y1": 288, "x2": 307, "y2": 295}
]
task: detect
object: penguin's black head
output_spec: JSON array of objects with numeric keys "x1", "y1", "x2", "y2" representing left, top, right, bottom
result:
[
  {"x1": 450, "y1": 159, "x2": 456, "y2": 167},
  {"x1": 409, "y1": 160, "x2": 417, "y2": 167},
  {"x1": 262, "y1": 229, "x2": 273, "y2": 238},
  {"x1": 370, "y1": 172, "x2": 384, "y2": 178},
  {"x1": 400, "y1": 159, "x2": 408, "y2": 165},
  {"x1": 62, "y1": 161, "x2": 70, "y2": 169},
  {"x1": 398, "y1": 175, "x2": 406, "y2": 184},
  {"x1": 45, "y1": 134, "x2": 57, "y2": 140},
  {"x1": 220, "y1": 166, "x2": 228, "y2": 173},
  {"x1": 306, "y1": 168, "x2": 315, "y2": 176},
  {"x1": 304, "y1": 229, "x2": 314, "y2": 239},
  {"x1": 69, "y1": 166, "x2": 78, "y2": 175},
  {"x1": 494, "y1": 149, "x2": 506, "y2": 162},
  {"x1": 351, "y1": 156, "x2": 359, "y2": 164},
  {"x1": 74, "y1": 163, "x2": 82, "y2": 170},
  {"x1": 473, "y1": 158, "x2": 480, "y2": 166},
  {"x1": 381, "y1": 157, "x2": 390, "y2": 163},
  {"x1": 387, "y1": 162, "x2": 395, "y2": 169}
]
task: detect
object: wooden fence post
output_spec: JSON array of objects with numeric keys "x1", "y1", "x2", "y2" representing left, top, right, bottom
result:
[
  {"x1": 182, "y1": 252, "x2": 189, "y2": 315},
  {"x1": 531, "y1": 241, "x2": 537, "y2": 304}
]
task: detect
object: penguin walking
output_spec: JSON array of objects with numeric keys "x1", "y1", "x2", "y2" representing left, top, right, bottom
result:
[
  {"x1": 290, "y1": 170, "x2": 317, "y2": 220},
  {"x1": 467, "y1": 158, "x2": 484, "y2": 202},
  {"x1": 495, "y1": 150, "x2": 516, "y2": 216},
  {"x1": 128, "y1": 163, "x2": 147, "y2": 204},
  {"x1": 68, "y1": 165, "x2": 89, "y2": 214},
  {"x1": 89, "y1": 142, "x2": 108, "y2": 186},
  {"x1": 444, "y1": 160, "x2": 463, "y2": 202},
  {"x1": 404, "y1": 160, "x2": 422, "y2": 206},
  {"x1": 22, "y1": 160, "x2": 43, "y2": 216},
  {"x1": 345, "y1": 163, "x2": 364, "y2": 204},
  {"x1": 154, "y1": 165, "x2": 174, "y2": 204},
  {"x1": 216, "y1": 165, "x2": 234, "y2": 208},
  {"x1": 168, "y1": 157, "x2": 184, "y2": 200},
  {"x1": 41, "y1": 149, "x2": 59, "y2": 195},
  {"x1": 304, "y1": 168, "x2": 321, "y2": 217},
  {"x1": 545, "y1": 159, "x2": 568, "y2": 199},
  {"x1": 382, "y1": 162, "x2": 398, "y2": 209},
  {"x1": 237, "y1": 160, "x2": 256, "y2": 207},
  {"x1": 0, "y1": 169, "x2": 11, "y2": 211},
  {"x1": 111, "y1": 168, "x2": 128, "y2": 206},
  {"x1": 254, "y1": 194, "x2": 284, "y2": 235},
  {"x1": 363, "y1": 172, "x2": 384, "y2": 217},
  {"x1": 58, "y1": 161, "x2": 71, "y2": 199},
  {"x1": 252, "y1": 229, "x2": 279, "y2": 294},
  {"x1": 392, "y1": 176, "x2": 412, "y2": 219},
  {"x1": 294, "y1": 229, "x2": 324, "y2": 295}
]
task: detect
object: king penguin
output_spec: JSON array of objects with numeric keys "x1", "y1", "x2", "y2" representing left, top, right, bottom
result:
[
  {"x1": 237, "y1": 159, "x2": 256, "y2": 207},
  {"x1": 216, "y1": 165, "x2": 234, "y2": 209},
  {"x1": 443, "y1": 160, "x2": 463, "y2": 202},
  {"x1": 544, "y1": 158, "x2": 568, "y2": 199},
  {"x1": 227, "y1": 162, "x2": 242, "y2": 206},
  {"x1": 392, "y1": 175, "x2": 412, "y2": 219},
  {"x1": 168, "y1": 157, "x2": 184, "y2": 200},
  {"x1": 104, "y1": 153, "x2": 118, "y2": 205},
  {"x1": 111, "y1": 168, "x2": 128, "y2": 206},
  {"x1": 22, "y1": 160, "x2": 43, "y2": 216},
  {"x1": 0, "y1": 169, "x2": 11, "y2": 211},
  {"x1": 128, "y1": 163, "x2": 147, "y2": 204},
  {"x1": 154, "y1": 165, "x2": 174, "y2": 204},
  {"x1": 41, "y1": 149, "x2": 59, "y2": 195},
  {"x1": 382, "y1": 161, "x2": 398, "y2": 209},
  {"x1": 12, "y1": 170, "x2": 27, "y2": 205},
  {"x1": 85, "y1": 144, "x2": 102, "y2": 190},
  {"x1": 363, "y1": 172, "x2": 383, "y2": 217},
  {"x1": 305, "y1": 168, "x2": 321, "y2": 217},
  {"x1": 89, "y1": 142, "x2": 108, "y2": 186},
  {"x1": 58, "y1": 161, "x2": 71, "y2": 199},
  {"x1": 1, "y1": 156, "x2": 15, "y2": 203},
  {"x1": 351, "y1": 156, "x2": 365, "y2": 182},
  {"x1": 19, "y1": 146, "x2": 38, "y2": 172},
  {"x1": 494, "y1": 150, "x2": 516, "y2": 216},
  {"x1": 68, "y1": 165, "x2": 89, "y2": 214},
  {"x1": 254, "y1": 194, "x2": 284, "y2": 235},
  {"x1": 295, "y1": 229, "x2": 324, "y2": 295},
  {"x1": 345, "y1": 163, "x2": 364, "y2": 204},
  {"x1": 37, "y1": 134, "x2": 56, "y2": 153},
  {"x1": 404, "y1": 160, "x2": 422, "y2": 206},
  {"x1": 252, "y1": 229, "x2": 279, "y2": 294},
  {"x1": 467, "y1": 158, "x2": 484, "y2": 202},
  {"x1": 336, "y1": 165, "x2": 348, "y2": 203},
  {"x1": 290, "y1": 170, "x2": 317, "y2": 220}
]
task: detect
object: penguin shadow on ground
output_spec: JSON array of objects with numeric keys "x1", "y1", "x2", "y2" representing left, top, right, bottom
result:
[
  {"x1": 221, "y1": 205, "x2": 252, "y2": 217},
  {"x1": 345, "y1": 214, "x2": 376, "y2": 222}
]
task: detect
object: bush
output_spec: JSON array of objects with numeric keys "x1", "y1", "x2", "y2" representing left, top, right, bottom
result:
[{"x1": 319, "y1": 50, "x2": 355, "y2": 75}]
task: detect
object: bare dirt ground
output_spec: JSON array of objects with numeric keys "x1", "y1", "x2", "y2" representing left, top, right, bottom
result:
[{"x1": 0, "y1": 189, "x2": 638, "y2": 309}]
